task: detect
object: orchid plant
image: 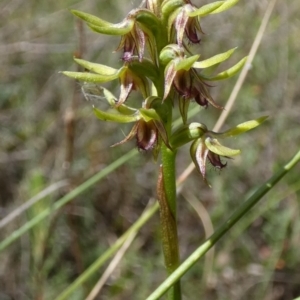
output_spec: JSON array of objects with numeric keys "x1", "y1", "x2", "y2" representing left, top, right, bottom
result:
[{"x1": 62, "y1": 0, "x2": 266, "y2": 298}]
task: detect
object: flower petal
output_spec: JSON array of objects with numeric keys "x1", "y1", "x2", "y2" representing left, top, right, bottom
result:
[
  {"x1": 174, "y1": 7, "x2": 189, "y2": 46},
  {"x1": 136, "y1": 119, "x2": 158, "y2": 150},
  {"x1": 163, "y1": 60, "x2": 177, "y2": 100},
  {"x1": 153, "y1": 119, "x2": 170, "y2": 149},
  {"x1": 190, "y1": 138, "x2": 209, "y2": 179},
  {"x1": 111, "y1": 123, "x2": 138, "y2": 147},
  {"x1": 207, "y1": 151, "x2": 227, "y2": 169},
  {"x1": 205, "y1": 137, "x2": 240, "y2": 157}
]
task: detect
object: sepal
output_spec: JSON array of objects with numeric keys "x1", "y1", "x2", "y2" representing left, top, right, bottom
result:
[
  {"x1": 128, "y1": 57, "x2": 159, "y2": 83},
  {"x1": 88, "y1": 19, "x2": 135, "y2": 36},
  {"x1": 209, "y1": 0, "x2": 239, "y2": 15},
  {"x1": 74, "y1": 58, "x2": 122, "y2": 76},
  {"x1": 203, "y1": 56, "x2": 248, "y2": 81},
  {"x1": 193, "y1": 48, "x2": 237, "y2": 69},
  {"x1": 216, "y1": 116, "x2": 268, "y2": 138},
  {"x1": 205, "y1": 137, "x2": 240, "y2": 157},
  {"x1": 188, "y1": 2, "x2": 224, "y2": 17},
  {"x1": 71, "y1": 10, "x2": 112, "y2": 27},
  {"x1": 175, "y1": 55, "x2": 200, "y2": 71},
  {"x1": 139, "y1": 108, "x2": 161, "y2": 122},
  {"x1": 61, "y1": 71, "x2": 119, "y2": 83},
  {"x1": 134, "y1": 9, "x2": 161, "y2": 34},
  {"x1": 93, "y1": 107, "x2": 140, "y2": 123},
  {"x1": 171, "y1": 122, "x2": 207, "y2": 149},
  {"x1": 161, "y1": 0, "x2": 185, "y2": 20},
  {"x1": 159, "y1": 44, "x2": 184, "y2": 66}
]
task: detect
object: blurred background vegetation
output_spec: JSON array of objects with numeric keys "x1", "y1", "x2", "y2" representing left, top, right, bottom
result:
[{"x1": 0, "y1": 0, "x2": 300, "y2": 299}]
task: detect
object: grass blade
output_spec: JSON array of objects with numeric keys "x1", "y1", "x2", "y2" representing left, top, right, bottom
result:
[
  {"x1": 146, "y1": 148, "x2": 300, "y2": 300},
  {"x1": 55, "y1": 201, "x2": 159, "y2": 300},
  {"x1": 0, "y1": 149, "x2": 138, "y2": 252}
]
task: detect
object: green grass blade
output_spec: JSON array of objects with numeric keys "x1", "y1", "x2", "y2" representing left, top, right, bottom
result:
[
  {"x1": 55, "y1": 201, "x2": 159, "y2": 300},
  {"x1": 0, "y1": 149, "x2": 138, "y2": 252},
  {"x1": 146, "y1": 148, "x2": 300, "y2": 300}
]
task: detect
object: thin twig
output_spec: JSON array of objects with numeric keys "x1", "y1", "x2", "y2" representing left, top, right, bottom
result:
[
  {"x1": 64, "y1": 17, "x2": 87, "y2": 282},
  {"x1": 85, "y1": 232, "x2": 136, "y2": 300},
  {"x1": 85, "y1": 199, "x2": 153, "y2": 300},
  {"x1": 182, "y1": 191, "x2": 215, "y2": 288}
]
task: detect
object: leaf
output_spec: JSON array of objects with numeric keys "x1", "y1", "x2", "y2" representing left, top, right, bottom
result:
[
  {"x1": 193, "y1": 47, "x2": 237, "y2": 69},
  {"x1": 204, "y1": 56, "x2": 248, "y2": 81},
  {"x1": 93, "y1": 107, "x2": 140, "y2": 123}
]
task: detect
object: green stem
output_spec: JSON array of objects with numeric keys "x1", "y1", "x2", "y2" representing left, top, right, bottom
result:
[
  {"x1": 158, "y1": 143, "x2": 181, "y2": 300},
  {"x1": 147, "y1": 148, "x2": 300, "y2": 300},
  {"x1": 161, "y1": 145, "x2": 177, "y2": 217}
]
